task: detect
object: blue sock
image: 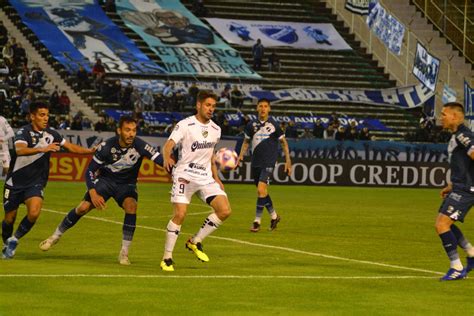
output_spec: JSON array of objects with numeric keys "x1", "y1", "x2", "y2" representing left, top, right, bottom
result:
[
  {"x1": 58, "y1": 208, "x2": 83, "y2": 234},
  {"x1": 2, "y1": 220, "x2": 14, "y2": 244},
  {"x1": 451, "y1": 224, "x2": 470, "y2": 249},
  {"x1": 439, "y1": 230, "x2": 460, "y2": 262},
  {"x1": 14, "y1": 216, "x2": 35, "y2": 239},
  {"x1": 255, "y1": 197, "x2": 265, "y2": 221},
  {"x1": 123, "y1": 213, "x2": 136, "y2": 242},
  {"x1": 264, "y1": 195, "x2": 275, "y2": 214}
]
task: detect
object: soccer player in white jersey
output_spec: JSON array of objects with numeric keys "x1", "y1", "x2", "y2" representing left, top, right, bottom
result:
[
  {"x1": 160, "y1": 90, "x2": 232, "y2": 272},
  {"x1": 0, "y1": 115, "x2": 14, "y2": 177}
]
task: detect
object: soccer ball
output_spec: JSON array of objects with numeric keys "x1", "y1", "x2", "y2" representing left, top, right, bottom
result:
[{"x1": 215, "y1": 148, "x2": 238, "y2": 171}]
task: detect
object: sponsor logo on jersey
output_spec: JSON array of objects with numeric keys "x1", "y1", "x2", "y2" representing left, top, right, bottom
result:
[{"x1": 191, "y1": 141, "x2": 216, "y2": 152}]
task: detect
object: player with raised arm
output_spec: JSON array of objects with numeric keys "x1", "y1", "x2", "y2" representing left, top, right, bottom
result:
[
  {"x1": 237, "y1": 98, "x2": 292, "y2": 232},
  {"x1": 0, "y1": 115, "x2": 14, "y2": 177},
  {"x1": 39, "y1": 116, "x2": 163, "y2": 265},
  {"x1": 2, "y1": 102, "x2": 94, "y2": 259},
  {"x1": 160, "y1": 90, "x2": 232, "y2": 272},
  {"x1": 435, "y1": 102, "x2": 474, "y2": 281}
]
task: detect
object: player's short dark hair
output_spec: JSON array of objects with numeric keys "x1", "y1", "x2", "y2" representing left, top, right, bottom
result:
[
  {"x1": 197, "y1": 90, "x2": 218, "y2": 104},
  {"x1": 118, "y1": 116, "x2": 137, "y2": 128},
  {"x1": 29, "y1": 102, "x2": 49, "y2": 114},
  {"x1": 257, "y1": 98, "x2": 271, "y2": 106},
  {"x1": 443, "y1": 102, "x2": 464, "y2": 114}
]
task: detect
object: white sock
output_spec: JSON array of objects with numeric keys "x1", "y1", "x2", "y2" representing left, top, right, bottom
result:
[
  {"x1": 163, "y1": 220, "x2": 181, "y2": 259},
  {"x1": 450, "y1": 259, "x2": 463, "y2": 270},
  {"x1": 53, "y1": 227, "x2": 63, "y2": 239},
  {"x1": 464, "y1": 243, "x2": 474, "y2": 257},
  {"x1": 121, "y1": 240, "x2": 131, "y2": 255},
  {"x1": 254, "y1": 217, "x2": 261, "y2": 224},
  {"x1": 193, "y1": 213, "x2": 223, "y2": 243},
  {"x1": 269, "y1": 211, "x2": 278, "y2": 220}
]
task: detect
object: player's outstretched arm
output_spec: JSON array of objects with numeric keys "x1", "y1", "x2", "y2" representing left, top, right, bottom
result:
[
  {"x1": 237, "y1": 138, "x2": 250, "y2": 166},
  {"x1": 15, "y1": 142, "x2": 60, "y2": 156},
  {"x1": 279, "y1": 137, "x2": 292, "y2": 175},
  {"x1": 63, "y1": 141, "x2": 95, "y2": 154}
]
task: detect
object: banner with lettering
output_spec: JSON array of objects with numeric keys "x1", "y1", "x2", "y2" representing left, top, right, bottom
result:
[
  {"x1": 249, "y1": 84, "x2": 435, "y2": 108},
  {"x1": 115, "y1": 0, "x2": 260, "y2": 79},
  {"x1": 205, "y1": 18, "x2": 352, "y2": 50},
  {"x1": 366, "y1": 2, "x2": 405, "y2": 55},
  {"x1": 413, "y1": 42, "x2": 440, "y2": 92},
  {"x1": 345, "y1": 0, "x2": 377, "y2": 15},
  {"x1": 10, "y1": 0, "x2": 165, "y2": 74}
]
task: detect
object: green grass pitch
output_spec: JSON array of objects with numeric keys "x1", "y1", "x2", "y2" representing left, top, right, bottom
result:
[{"x1": 1, "y1": 181, "x2": 473, "y2": 315}]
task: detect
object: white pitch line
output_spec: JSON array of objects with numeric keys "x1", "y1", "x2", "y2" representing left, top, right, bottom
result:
[
  {"x1": 140, "y1": 210, "x2": 213, "y2": 219},
  {"x1": 42, "y1": 208, "x2": 444, "y2": 276},
  {"x1": 0, "y1": 274, "x2": 439, "y2": 280}
]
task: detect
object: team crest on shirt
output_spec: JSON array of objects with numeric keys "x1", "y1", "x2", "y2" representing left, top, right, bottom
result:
[{"x1": 202, "y1": 130, "x2": 208, "y2": 138}]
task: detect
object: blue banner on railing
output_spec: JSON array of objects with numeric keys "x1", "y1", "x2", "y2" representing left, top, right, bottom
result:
[
  {"x1": 366, "y1": 2, "x2": 405, "y2": 55},
  {"x1": 115, "y1": 0, "x2": 260, "y2": 79},
  {"x1": 205, "y1": 18, "x2": 352, "y2": 50},
  {"x1": 465, "y1": 80, "x2": 474, "y2": 116},
  {"x1": 249, "y1": 84, "x2": 435, "y2": 108},
  {"x1": 10, "y1": 0, "x2": 165, "y2": 74},
  {"x1": 413, "y1": 42, "x2": 440, "y2": 92}
]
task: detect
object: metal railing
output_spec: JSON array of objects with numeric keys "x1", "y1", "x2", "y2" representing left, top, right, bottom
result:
[{"x1": 412, "y1": 0, "x2": 473, "y2": 64}]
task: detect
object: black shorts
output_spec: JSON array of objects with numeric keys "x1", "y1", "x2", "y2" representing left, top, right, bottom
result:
[
  {"x1": 84, "y1": 179, "x2": 138, "y2": 208},
  {"x1": 251, "y1": 166, "x2": 274, "y2": 186},
  {"x1": 3, "y1": 184, "x2": 44, "y2": 213},
  {"x1": 438, "y1": 190, "x2": 474, "y2": 223}
]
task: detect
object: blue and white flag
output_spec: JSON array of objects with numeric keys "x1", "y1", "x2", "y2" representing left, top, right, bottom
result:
[
  {"x1": 205, "y1": 18, "x2": 352, "y2": 50},
  {"x1": 442, "y1": 84, "x2": 457, "y2": 104},
  {"x1": 413, "y1": 42, "x2": 440, "y2": 92},
  {"x1": 249, "y1": 84, "x2": 435, "y2": 109},
  {"x1": 465, "y1": 80, "x2": 474, "y2": 116},
  {"x1": 115, "y1": 0, "x2": 260, "y2": 79},
  {"x1": 366, "y1": 2, "x2": 405, "y2": 55},
  {"x1": 345, "y1": 0, "x2": 378, "y2": 15},
  {"x1": 10, "y1": 0, "x2": 165, "y2": 74}
]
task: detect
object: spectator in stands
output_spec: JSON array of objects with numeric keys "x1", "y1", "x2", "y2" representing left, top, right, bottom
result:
[
  {"x1": 19, "y1": 94, "x2": 32, "y2": 115},
  {"x1": 213, "y1": 111, "x2": 225, "y2": 126},
  {"x1": 221, "y1": 119, "x2": 232, "y2": 136},
  {"x1": 346, "y1": 127, "x2": 358, "y2": 141},
  {"x1": 49, "y1": 115, "x2": 60, "y2": 129},
  {"x1": 76, "y1": 66, "x2": 90, "y2": 91},
  {"x1": 0, "y1": 59, "x2": 9, "y2": 77},
  {"x1": 10, "y1": 115, "x2": 24, "y2": 128},
  {"x1": 187, "y1": 82, "x2": 199, "y2": 108},
  {"x1": 313, "y1": 119, "x2": 325, "y2": 139},
  {"x1": 49, "y1": 89, "x2": 60, "y2": 114},
  {"x1": 104, "y1": 0, "x2": 116, "y2": 12},
  {"x1": 132, "y1": 88, "x2": 144, "y2": 113},
  {"x1": 329, "y1": 112, "x2": 340, "y2": 127},
  {"x1": 94, "y1": 116, "x2": 108, "y2": 132},
  {"x1": 13, "y1": 43, "x2": 27, "y2": 66},
  {"x1": 220, "y1": 84, "x2": 231, "y2": 108},
  {"x1": 82, "y1": 116, "x2": 92, "y2": 130},
  {"x1": 92, "y1": 58, "x2": 106, "y2": 78},
  {"x1": 71, "y1": 115, "x2": 83, "y2": 131},
  {"x1": 335, "y1": 126, "x2": 346, "y2": 141},
  {"x1": 59, "y1": 116, "x2": 71, "y2": 130},
  {"x1": 120, "y1": 83, "x2": 133, "y2": 110},
  {"x1": 268, "y1": 51, "x2": 281, "y2": 72},
  {"x1": 192, "y1": 0, "x2": 208, "y2": 17},
  {"x1": 30, "y1": 62, "x2": 46, "y2": 89},
  {"x1": 142, "y1": 88, "x2": 154, "y2": 111},
  {"x1": 0, "y1": 21, "x2": 7, "y2": 46},
  {"x1": 164, "y1": 120, "x2": 178, "y2": 135},
  {"x1": 230, "y1": 85, "x2": 244, "y2": 109},
  {"x1": 359, "y1": 126, "x2": 371, "y2": 140},
  {"x1": 59, "y1": 90, "x2": 71, "y2": 114},
  {"x1": 174, "y1": 92, "x2": 186, "y2": 112},
  {"x1": 252, "y1": 39, "x2": 265, "y2": 71},
  {"x1": 285, "y1": 120, "x2": 298, "y2": 138},
  {"x1": 323, "y1": 124, "x2": 336, "y2": 140},
  {"x1": 106, "y1": 116, "x2": 116, "y2": 131},
  {"x1": 2, "y1": 43, "x2": 14, "y2": 67},
  {"x1": 301, "y1": 128, "x2": 313, "y2": 139},
  {"x1": 153, "y1": 92, "x2": 166, "y2": 112}
]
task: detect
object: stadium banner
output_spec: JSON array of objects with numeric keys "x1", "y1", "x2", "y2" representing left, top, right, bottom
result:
[
  {"x1": 120, "y1": 79, "x2": 262, "y2": 95},
  {"x1": 442, "y1": 84, "x2": 457, "y2": 104},
  {"x1": 205, "y1": 18, "x2": 352, "y2": 50},
  {"x1": 249, "y1": 84, "x2": 435, "y2": 108},
  {"x1": 115, "y1": 0, "x2": 260, "y2": 79},
  {"x1": 413, "y1": 42, "x2": 440, "y2": 92},
  {"x1": 465, "y1": 80, "x2": 474, "y2": 116},
  {"x1": 10, "y1": 0, "x2": 165, "y2": 74},
  {"x1": 345, "y1": 0, "x2": 377, "y2": 15},
  {"x1": 366, "y1": 2, "x2": 405, "y2": 55},
  {"x1": 286, "y1": 139, "x2": 448, "y2": 163},
  {"x1": 223, "y1": 158, "x2": 449, "y2": 188},
  {"x1": 49, "y1": 152, "x2": 170, "y2": 183}
]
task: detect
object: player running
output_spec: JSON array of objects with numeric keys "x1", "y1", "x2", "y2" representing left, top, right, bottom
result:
[
  {"x1": 160, "y1": 90, "x2": 232, "y2": 272},
  {"x1": 39, "y1": 116, "x2": 163, "y2": 265}
]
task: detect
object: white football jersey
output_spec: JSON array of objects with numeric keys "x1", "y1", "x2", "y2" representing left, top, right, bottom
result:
[
  {"x1": 169, "y1": 115, "x2": 221, "y2": 184},
  {"x1": 0, "y1": 115, "x2": 14, "y2": 158}
]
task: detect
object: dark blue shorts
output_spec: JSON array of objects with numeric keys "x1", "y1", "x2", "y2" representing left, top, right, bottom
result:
[
  {"x1": 439, "y1": 190, "x2": 474, "y2": 223},
  {"x1": 84, "y1": 179, "x2": 138, "y2": 208},
  {"x1": 3, "y1": 184, "x2": 44, "y2": 213},
  {"x1": 251, "y1": 166, "x2": 274, "y2": 186}
]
